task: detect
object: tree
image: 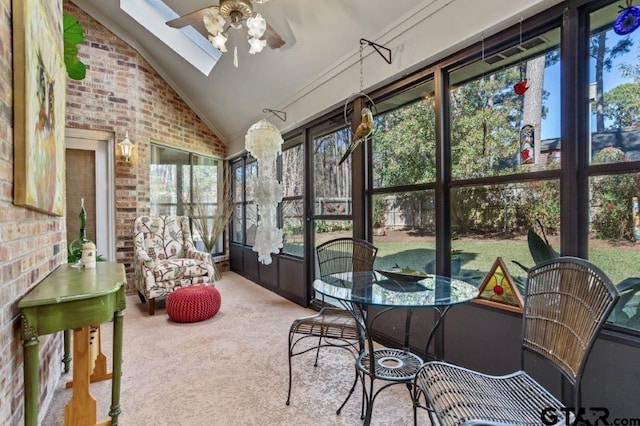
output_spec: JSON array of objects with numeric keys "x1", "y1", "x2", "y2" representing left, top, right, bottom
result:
[
  {"x1": 373, "y1": 99, "x2": 436, "y2": 187},
  {"x1": 590, "y1": 32, "x2": 633, "y2": 131},
  {"x1": 602, "y1": 82, "x2": 640, "y2": 128}
]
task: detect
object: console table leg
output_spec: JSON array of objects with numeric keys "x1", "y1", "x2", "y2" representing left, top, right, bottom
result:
[
  {"x1": 63, "y1": 330, "x2": 72, "y2": 373},
  {"x1": 109, "y1": 310, "x2": 124, "y2": 425},
  {"x1": 23, "y1": 336, "x2": 39, "y2": 426}
]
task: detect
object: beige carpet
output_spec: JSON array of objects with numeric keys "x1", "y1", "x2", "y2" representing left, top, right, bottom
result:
[{"x1": 43, "y1": 272, "x2": 428, "y2": 425}]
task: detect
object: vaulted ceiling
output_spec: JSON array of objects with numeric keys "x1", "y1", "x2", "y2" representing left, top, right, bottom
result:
[{"x1": 71, "y1": 0, "x2": 563, "y2": 155}]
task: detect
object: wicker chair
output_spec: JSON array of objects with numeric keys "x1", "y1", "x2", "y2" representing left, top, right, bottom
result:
[
  {"x1": 413, "y1": 257, "x2": 619, "y2": 426},
  {"x1": 286, "y1": 237, "x2": 378, "y2": 407}
]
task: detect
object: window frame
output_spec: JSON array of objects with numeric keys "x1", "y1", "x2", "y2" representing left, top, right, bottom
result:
[{"x1": 149, "y1": 143, "x2": 226, "y2": 256}]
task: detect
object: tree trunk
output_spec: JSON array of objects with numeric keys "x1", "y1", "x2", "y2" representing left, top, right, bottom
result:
[
  {"x1": 522, "y1": 56, "x2": 545, "y2": 165},
  {"x1": 595, "y1": 32, "x2": 606, "y2": 132}
]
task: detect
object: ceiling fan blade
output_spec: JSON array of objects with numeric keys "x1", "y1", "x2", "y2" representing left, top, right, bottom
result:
[
  {"x1": 166, "y1": 6, "x2": 217, "y2": 29},
  {"x1": 263, "y1": 22, "x2": 285, "y2": 49}
]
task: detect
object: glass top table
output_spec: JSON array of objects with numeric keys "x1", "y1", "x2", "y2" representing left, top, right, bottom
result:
[
  {"x1": 312, "y1": 270, "x2": 478, "y2": 426},
  {"x1": 313, "y1": 270, "x2": 478, "y2": 309}
]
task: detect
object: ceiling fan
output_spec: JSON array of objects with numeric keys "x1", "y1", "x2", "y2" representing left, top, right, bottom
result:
[{"x1": 166, "y1": 0, "x2": 285, "y2": 58}]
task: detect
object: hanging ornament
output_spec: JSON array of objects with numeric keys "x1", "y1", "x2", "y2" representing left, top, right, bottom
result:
[
  {"x1": 339, "y1": 41, "x2": 377, "y2": 166},
  {"x1": 520, "y1": 124, "x2": 534, "y2": 164},
  {"x1": 614, "y1": 1, "x2": 640, "y2": 35},
  {"x1": 514, "y1": 79, "x2": 529, "y2": 95},
  {"x1": 513, "y1": 18, "x2": 529, "y2": 96}
]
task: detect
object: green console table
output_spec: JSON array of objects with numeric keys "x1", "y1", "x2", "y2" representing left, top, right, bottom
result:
[{"x1": 19, "y1": 262, "x2": 126, "y2": 426}]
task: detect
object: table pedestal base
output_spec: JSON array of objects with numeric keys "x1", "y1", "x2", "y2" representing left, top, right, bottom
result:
[{"x1": 65, "y1": 325, "x2": 113, "y2": 389}]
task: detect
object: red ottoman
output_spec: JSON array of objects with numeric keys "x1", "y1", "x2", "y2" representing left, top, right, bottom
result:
[{"x1": 167, "y1": 285, "x2": 221, "y2": 323}]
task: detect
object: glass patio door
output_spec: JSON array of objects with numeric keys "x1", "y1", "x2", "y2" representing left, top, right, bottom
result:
[{"x1": 306, "y1": 121, "x2": 354, "y2": 290}]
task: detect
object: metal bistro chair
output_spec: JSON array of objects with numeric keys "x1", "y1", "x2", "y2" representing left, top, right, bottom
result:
[
  {"x1": 413, "y1": 257, "x2": 619, "y2": 426},
  {"x1": 286, "y1": 237, "x2": 378, "y2": 407}
]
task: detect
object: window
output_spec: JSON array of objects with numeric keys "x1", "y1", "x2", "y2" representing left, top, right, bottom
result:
[
  {"x1": 372, "y1": 82, "x2": 437, "y2": 188},
  {"x1": 245, "y1": 160, "x2": 258, "y2": 247},
  {"x1": 446, "y1": 28, "x2": 562, "y2": 287},
  {"x1": 230, "y1": 157, "x2": 259, "y2": 248},
  {"x1": 231, "y1": 160, "x2": 244, "y2": 244},
  {"x1": 149, "y1": 144, "x2": 224, "y2": 254},
  {"x1": 587, "y1": 1, "x2": 640, "y2": 331},
  {"x1": 313, "y1": 126, "x2": 353, "y2": 245},
  {"x1": 450, "y1": 181, "x2": 560, "y2": 289},
  {"x1": 281, "y1": 136, "x2": 304, "y2": 256},
  {"x1": 450, "y1": 28, "x2": 561, "y2": 180},
  {"x1": 371, "y1": 80, "x2": 437, "y2": 273}
]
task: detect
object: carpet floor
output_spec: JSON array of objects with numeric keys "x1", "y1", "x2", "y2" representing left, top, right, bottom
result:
[{"x1": 43, "y1": 271, "x2": 429, "y2": 425}]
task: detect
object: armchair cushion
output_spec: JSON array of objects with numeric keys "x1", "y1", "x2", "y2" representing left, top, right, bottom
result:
[{"x1": 152, "y1": 258, "x2": 211, "y2": 281}]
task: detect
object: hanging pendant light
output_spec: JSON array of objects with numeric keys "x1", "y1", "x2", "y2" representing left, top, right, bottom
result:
[{"x1": 245, "y1": 119, "x2": 283, "y2": 265}]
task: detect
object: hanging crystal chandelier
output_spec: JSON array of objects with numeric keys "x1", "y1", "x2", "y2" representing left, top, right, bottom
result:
[{"x1": 245, "y1": 119, "x2": 283, "y2": 265}]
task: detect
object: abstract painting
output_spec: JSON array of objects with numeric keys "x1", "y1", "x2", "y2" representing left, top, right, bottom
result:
[{"x1": 13, "y1": 0, "x2": 66, "y2": 216}]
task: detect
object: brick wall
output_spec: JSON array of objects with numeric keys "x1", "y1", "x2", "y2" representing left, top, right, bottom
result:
[
  {"x1": 0, "y1": 0, "x2": 228, "y2": 423},
  {"x1": 63, "y1": 1, "x2": 228, "y2": 286},
  {"x1": 0, "y1": 1, "x2": 67, "y2": 424}
]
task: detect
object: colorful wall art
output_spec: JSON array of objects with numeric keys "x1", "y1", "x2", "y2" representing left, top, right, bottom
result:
[{"x1": 13, "y1": 0, "x2": 66, "y2": 216}]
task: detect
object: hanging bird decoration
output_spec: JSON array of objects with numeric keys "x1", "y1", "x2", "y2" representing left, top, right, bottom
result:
[{"x1": 338, "y1": 107, "x2": 374, "y2": 166}]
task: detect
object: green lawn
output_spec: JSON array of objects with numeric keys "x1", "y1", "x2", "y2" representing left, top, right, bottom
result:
[
  {"x1": 373, "y1": 238, "x2": 640, "y2": 329},
  {"x1": 374, "y1": 239, "x2": 638, "y2": 285}
]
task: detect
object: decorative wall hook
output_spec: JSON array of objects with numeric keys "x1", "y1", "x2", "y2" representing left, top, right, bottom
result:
[
  {"x1": 359, "y1": 38, "x2": 392, "y2": 64},
  {"x1": 263, "y1": 108, "x2": 286, "y2": 122}
]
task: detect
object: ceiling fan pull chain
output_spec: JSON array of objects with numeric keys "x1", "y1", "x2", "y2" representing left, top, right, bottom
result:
[
  {"x1": 234, "y1": 45, "x2": 239, "y2": 68},
  {"x1": 233, "y1": 30, "x2": 239, "y2": 68}
]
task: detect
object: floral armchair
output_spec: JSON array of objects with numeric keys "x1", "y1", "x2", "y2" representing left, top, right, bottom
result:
[{"x1": 133, "y1": 215, "x2": 215, "y2": 315}]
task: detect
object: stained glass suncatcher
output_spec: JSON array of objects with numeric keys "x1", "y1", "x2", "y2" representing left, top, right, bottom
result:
[{"x1": 474, "y1": 257, "x2": 524, "y2": 313}]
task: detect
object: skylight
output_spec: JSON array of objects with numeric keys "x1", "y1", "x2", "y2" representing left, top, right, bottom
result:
[{"x1": 120, "y1": 0, "x2": 221, "y2": 75}]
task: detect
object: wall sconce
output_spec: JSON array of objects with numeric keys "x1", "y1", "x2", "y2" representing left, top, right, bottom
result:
[{"x1": 119, "y1": 131, "x2": 133, "y2": 162}]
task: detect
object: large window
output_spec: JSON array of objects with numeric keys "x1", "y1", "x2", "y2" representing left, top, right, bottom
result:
[
  {"x1": 231, "y1": 135, "x2": 304, "y2": 257},
  {"x1": 150, "y1": 144, "x2": 224, "y2": 254},
  {"x1": 232, "y1": 160, "x2": 244, "y2": 244},
  {"x1": 587, "y1": 1, "x2": 640, "y2": 330},
  {"x1": 447, "y1": 28, "x2": 562, "y2": 288},
  {"x1": 245, "y1": 160, "x2": 258, "y2": 247},
  {"x1": 281, "y1": 136, "x2": 304, "y2": 256},
  {"x1": 371, "y1": 80, "x2": 437, "y2": 273},
  {"x1": 230, "y1": 157, "x2": 258, "y2": 247}
]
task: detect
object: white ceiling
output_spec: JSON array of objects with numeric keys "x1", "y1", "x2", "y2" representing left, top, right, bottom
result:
[{"x1": 70, "y1": 0, "x2": 564, "y2": 155}]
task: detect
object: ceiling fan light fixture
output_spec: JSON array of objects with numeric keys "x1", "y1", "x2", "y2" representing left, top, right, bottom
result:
[
  {"x1": 203, "y1": 8, "x2": 225, "y2": 35},
  {"x1": 209, "y1": 32, "x2": 228, "y2": 52},
  {"x1": 248, "y1": 36, "x2": 266, "y2": 54},
  {"x1": 246, "y1": 13, "x2": 267, "y2": 38},
  {"x1": 229, "y1": 10, "x2": 244, "y2": 29}
]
